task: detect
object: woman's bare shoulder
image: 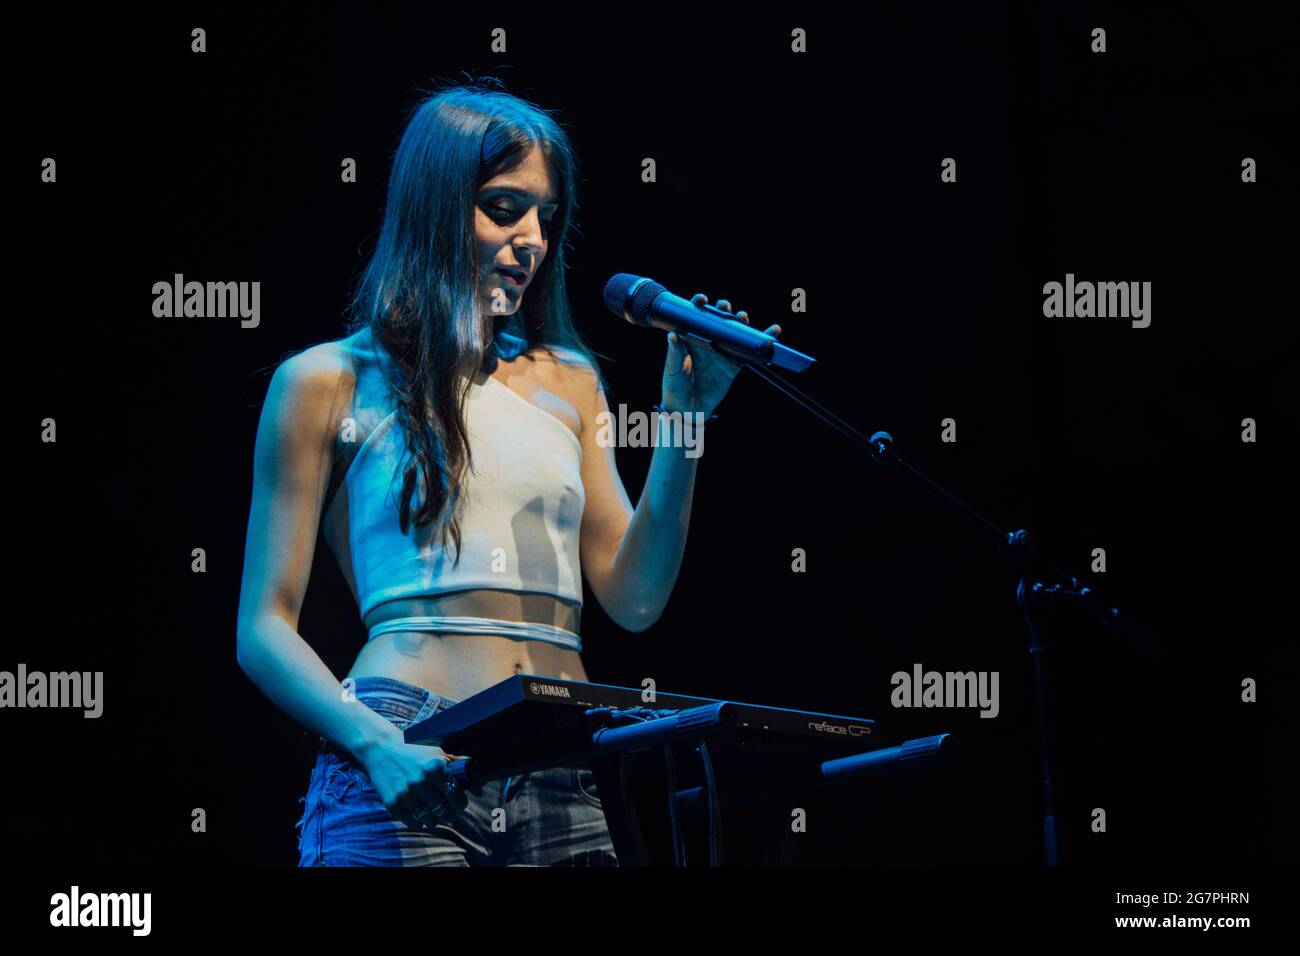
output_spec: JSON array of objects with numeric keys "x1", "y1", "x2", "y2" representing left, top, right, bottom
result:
[
  {"x1": 276, "y1": 340, "x2": 351, "y2": 393},
  {"x1": 530, "y1": 345, "x2": 600, "y2": 406},
  {"x1": 309, "y1": 327, "x2": 379, "y2": 373},
  {"x1": 264, "y1": 333, "x2": 369, "y2": 436},
  {"x1": 286, "y1": 325, "x2": 395, "y2": 392},
  {"x1": 532, "y1": 345, "x2": 597, "y2": 382}
]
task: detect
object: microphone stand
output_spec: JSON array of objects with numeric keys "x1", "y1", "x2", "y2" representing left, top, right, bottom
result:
[{"x1": 734, "y1": 358, "x2": 1158, "y2": 866}]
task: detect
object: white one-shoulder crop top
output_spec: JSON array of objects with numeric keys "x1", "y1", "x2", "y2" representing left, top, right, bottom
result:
[{"x1": 323, "y1": 372, "x2": 586, "y2": 625}]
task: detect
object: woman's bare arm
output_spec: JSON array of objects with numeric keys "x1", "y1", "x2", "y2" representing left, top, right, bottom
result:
[
  {"x1": 567, "y1": 296, "x2": 772, "y2": 632},
  {"x1": 234, "y1": 346, "x2": 405, "y2": 760},
  {"x1": 566, "y1": 359, "x2": 700, "y2": 633}
]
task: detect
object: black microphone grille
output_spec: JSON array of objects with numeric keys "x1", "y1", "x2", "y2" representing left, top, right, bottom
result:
[{"x1": 602, "y1": 273, "x2": 665, "y2": 326}]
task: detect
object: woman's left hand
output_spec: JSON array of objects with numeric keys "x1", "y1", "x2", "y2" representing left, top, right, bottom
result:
[{"x1": 660, "y1": 293, "x2": 782, "y2": 419}]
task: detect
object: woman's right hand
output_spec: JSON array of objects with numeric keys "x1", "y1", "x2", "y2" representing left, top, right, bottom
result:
[{"x1": 358, "y1": 738, "x2": 470, "y2": 830}]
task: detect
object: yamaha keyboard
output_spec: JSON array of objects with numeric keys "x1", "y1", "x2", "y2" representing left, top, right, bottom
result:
[
  {"x1": 404, "y1": 674, "x2": 877, "y2": 773},
  {"x1": 402, "y1": 674, "x2": 954, "y2": 866}
]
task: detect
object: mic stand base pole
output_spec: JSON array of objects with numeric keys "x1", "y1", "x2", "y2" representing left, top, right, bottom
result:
[{"x1": 1018, "y1": 575, "x2": 1063, "y2": 867}]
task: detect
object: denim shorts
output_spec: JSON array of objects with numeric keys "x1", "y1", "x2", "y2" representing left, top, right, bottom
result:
[{"x1": 295, "y1": 675, "x2": 618, "y2": 866}]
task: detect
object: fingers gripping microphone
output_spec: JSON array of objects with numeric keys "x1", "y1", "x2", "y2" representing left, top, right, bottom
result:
[{"x1": 602, "y1": 273, "x2": 816, "y2": 372}]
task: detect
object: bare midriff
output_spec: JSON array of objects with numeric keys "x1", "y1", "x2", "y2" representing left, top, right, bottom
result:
[{"x1": 345, "y1": 588, "x2": 588, "y2": 702}]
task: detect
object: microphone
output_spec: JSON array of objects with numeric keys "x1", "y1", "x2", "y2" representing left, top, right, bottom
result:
[{"x1": 602, "y1": 273, "x2": 816, "y2": 372}]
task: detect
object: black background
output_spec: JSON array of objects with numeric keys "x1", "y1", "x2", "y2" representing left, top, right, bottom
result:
[{"x1": 11, "y1": 1, "x2": 1296, "y2": 871}]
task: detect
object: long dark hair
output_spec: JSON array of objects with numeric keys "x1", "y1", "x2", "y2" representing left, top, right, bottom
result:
[{"x1": 343, "y1": 77, "x2": 606, "y2": 562}]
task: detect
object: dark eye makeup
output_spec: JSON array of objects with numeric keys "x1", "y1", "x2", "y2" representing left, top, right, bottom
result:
[{"x1": 486, "y1": 204, "x2": 553, "y2": 229}]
